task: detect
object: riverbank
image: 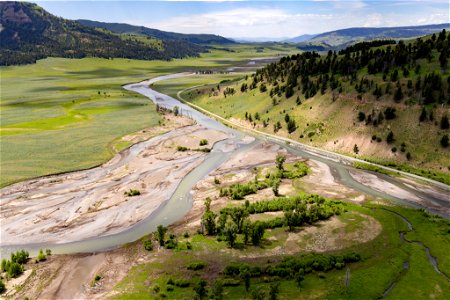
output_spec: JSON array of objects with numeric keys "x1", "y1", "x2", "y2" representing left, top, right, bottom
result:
[{"x1": 0, "y1": 114, "x2": 229, "y2": 246}]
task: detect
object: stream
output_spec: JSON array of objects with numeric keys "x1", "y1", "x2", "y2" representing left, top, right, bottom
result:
[
  {"x1": 1, "y1": 73, "x2": 449, "y2": 258},
  {"x1": 379, "y1": 208, "x2": 449, "y2": 298}
]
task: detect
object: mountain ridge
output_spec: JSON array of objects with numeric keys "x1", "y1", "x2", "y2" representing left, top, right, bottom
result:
[
  {"x1": 76, "y1": 19, "x2": 235, "y2": 45},
  {"x1": 286, "y1": 23, "x2": 450, "y2": 50},
  {"x1": 0, "y1": 2, "x2": 210, "y2": 65}
]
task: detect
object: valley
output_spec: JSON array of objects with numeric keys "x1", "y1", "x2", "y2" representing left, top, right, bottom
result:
[
  {"x1": 1, "y1": 71, "x2": 449, "y2": 299},
  {"x1": 0, "y1": 1, "x2": 449, "y2": 299}
]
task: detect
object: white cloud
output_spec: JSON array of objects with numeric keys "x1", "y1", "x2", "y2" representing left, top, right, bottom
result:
[{"x1": 142, "y1": 5, "x2": 449, "y2": 39}]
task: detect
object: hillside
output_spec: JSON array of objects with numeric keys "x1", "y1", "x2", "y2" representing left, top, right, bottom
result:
[
  {"x1": 180, "y1": 32, "x2": 450, "y2": 184},
  {"x1": 284, "y1": 34, "x2": 317, "y2": 44},
  {"x1": 0, "y1": 1, "x2": 205, "y2": 65},
  {"x1": 77, "y1": 19, "x2": 235, "y2": 45},
  {"x1": 292, "y1": 23, "x2": 450, "y2": 51}
]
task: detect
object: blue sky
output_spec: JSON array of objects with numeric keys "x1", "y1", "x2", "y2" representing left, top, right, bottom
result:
[{"x1": 35, "y1": 1, "x2": 450, "y2": 39}]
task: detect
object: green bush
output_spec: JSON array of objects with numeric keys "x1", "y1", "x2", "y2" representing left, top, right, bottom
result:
[
  {"x1": 199, "y1": 139, "x2": 208, "y2": 146},
  {"x1": 0, "y1": 279, "x2": 5, "y2": 294},
  {"x1": 174, "y1": 279, "x2": 190, "y2": 288},
  {"x1": 37, "y1": 249, "x2": 46, "y2": 262},
  {"x1": 143, "y1": 239, "x2": 153, "y2": 251},
  {"x1": 177, "y1": 146, "x2": 189, "y2": 152},
  {"x1": 124, "y1": 189, "x2": 141, "y2": 196},
  {"x1": 8, "y1": 262, "x2": 23, "y2": 278},
  {"x1": 187, "y1": 262, "x2": 206, "y2": 271},
  {"x1": 165, "y1": 239, "x2": 178, "y2": 249},
  {"x1": 222, "y1": 278, "x2": 241, "y2": 286},
  {"x1": 11, "y1": 250, "x2": 29, "y2": 264}
]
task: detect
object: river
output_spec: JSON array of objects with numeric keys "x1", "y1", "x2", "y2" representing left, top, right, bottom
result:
[{"x1": 1, "y1": 73, "x2": 448, "y2": 258}]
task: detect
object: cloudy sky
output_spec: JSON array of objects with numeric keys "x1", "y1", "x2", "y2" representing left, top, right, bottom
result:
[{"x1": 35, "y1": 1, "x2": 450, "y2": 39}]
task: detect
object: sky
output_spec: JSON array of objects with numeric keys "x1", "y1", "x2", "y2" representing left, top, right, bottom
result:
[{"x1": 35, "y1": 1, "x2": 450, "y2": 39}]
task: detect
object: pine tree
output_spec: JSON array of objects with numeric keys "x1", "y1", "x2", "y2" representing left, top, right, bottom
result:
[{"x1": 440, "y1": 115, "x2": 449, "y2": 129}]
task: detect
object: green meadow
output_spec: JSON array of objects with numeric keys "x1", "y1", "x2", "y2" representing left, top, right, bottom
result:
[
  {"x1": 110, "y1": 204, "x2": 450, "y2": 300},
  {"x1": 0, "y1": 44, "x2": 299, "y2": 187}
]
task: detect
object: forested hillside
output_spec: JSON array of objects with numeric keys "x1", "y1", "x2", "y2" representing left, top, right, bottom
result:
[
  {"x1": 0, "y1": 2, "x2": 205, "y2": 65},
  {"x1": 77, "y1": 19, "x2": 235, "y2": 45},
  {"x1": 182, "y1": 31, "x2": 450, "y2": 183}
]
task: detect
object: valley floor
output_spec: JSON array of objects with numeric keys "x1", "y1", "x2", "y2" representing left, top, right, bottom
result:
[{"x1": 8, "y1": 134, "x2": 449, "y2": 300}]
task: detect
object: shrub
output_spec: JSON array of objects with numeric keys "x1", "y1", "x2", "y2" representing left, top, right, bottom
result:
[
  {"x1": 177, "y1": 146, "x2": 189, "y2": 152},
  {"x1": 199, "y1": 139, "x2": 208, "y2": 146},
  {"x1": 187, "y1": 262, "x2": 206, "y2": 271},
  {"x1": 0, "y1": 279, "x2": 5, "y2": 294},
  {"x1": 224, "y1": 263, "x2": 247, "y2": 276},
  {"x1": 143, "y1": 240, "x2": 153, "y2": 251},
  {"x1": 8, "y1": 262, "x2": 23, "y2": 278},
  {"x1": 37, "y1": 249, "x2": 46, "y2": 262},
  {"x1": 11, "y1": 250, "x2": 29, "y2": 264},
  {"x1": 186, "y1": 242, "x2": 192, "y2": 250},
  {"x1": 124, "y1": 189, "x2": 141, "y2": 196},
  {"x1": 174, "y1": 279, "x2": 190, "y2": 288},
  {"x1": 221, "y1": 278, "x2": 241, "y2": 287},
  {"x1": 166, "y1": 285, "x2": 174, "y2": 292},
  {"x1": 165, "y1": 239, "x2": 177, "y2": 249}
]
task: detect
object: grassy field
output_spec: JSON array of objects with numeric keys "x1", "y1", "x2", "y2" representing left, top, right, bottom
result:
[
  {"x1": 0, "y1": 44, "x2": 299, "y2": 187},
  {"x1": 109, "y1": 203, "x2": 450, "y2": 299}
]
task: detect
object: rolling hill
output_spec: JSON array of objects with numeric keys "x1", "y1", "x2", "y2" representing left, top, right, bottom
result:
[
  {"x1": 180, "y1": 33, "x2": 450, "y2": 184},
  {"x1": 0, "y1": 1, "x2": 207, "y2": 65},
  {"x1": 289, "y1": 23, "x2": 450, "y2": 51},
  {"x1": 77, "y1": 19, "x2": 235, "y2": 45}
]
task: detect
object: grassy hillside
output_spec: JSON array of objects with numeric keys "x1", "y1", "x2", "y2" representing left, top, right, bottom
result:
[
  {"x1": 0, "y1": 43, "x2": 299, "y2": 187},
  {"x1": 175, "y1": 34, "x2": 450, "y2": 184}
]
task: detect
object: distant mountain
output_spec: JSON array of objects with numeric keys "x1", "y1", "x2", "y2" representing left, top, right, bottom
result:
[
  {"x1": 283, "y1": 34, "x2": 317, "y2": 43},
  {"x1": 0, "y1": 2, "x2": 206, "y2": 65},
  {"x1": 77, "y1": 19, "x2": 235, "y2": 45},
  {"x1": 293, "y1": 23, "x2": 450, "y2": 51},
  {"x1": 231, "y1": 37, "x2": 288, "y2": 43}
]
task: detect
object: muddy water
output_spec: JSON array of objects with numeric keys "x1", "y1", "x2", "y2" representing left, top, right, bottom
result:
[{"x1": 1, "y1": 73, "x2": 448, "y2": 258}]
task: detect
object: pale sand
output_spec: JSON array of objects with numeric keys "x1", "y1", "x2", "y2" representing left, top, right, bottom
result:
[{"x1": 0, "y1": 123, "x2": 229, "y2": 245}]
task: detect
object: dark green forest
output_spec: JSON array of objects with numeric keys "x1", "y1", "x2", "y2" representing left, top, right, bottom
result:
[
  {"x1": 253, "y1": 30, "x2": 449, "y2": 106},
  {"x1": 0, "y1": 2, "x2": 207, "y2": 65}
]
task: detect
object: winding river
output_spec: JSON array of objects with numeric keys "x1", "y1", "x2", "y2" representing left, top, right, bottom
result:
[{"x1": 1, "y1": 72, "x2": 449, "y2": 258}]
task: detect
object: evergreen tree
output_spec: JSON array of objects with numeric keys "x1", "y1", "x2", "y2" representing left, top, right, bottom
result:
[
  {"x1": 419, "y1": 107, "x2": 427, "y2": 122},
  {"x1": 287, "y1": 119, "x2": 297, "y2": 134},
  {"x1": 394, "y1": 86, "x2": 403, "y2": 102},
  {"x1": 441, "y1": 134, "x2": 449, "y2": 148},
  {"x1": 386, "y1": 131, "x2": 395, "y2": 143},
  {"x1": 440, "y1": 115, "x2": 449, "y2": 129}
]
